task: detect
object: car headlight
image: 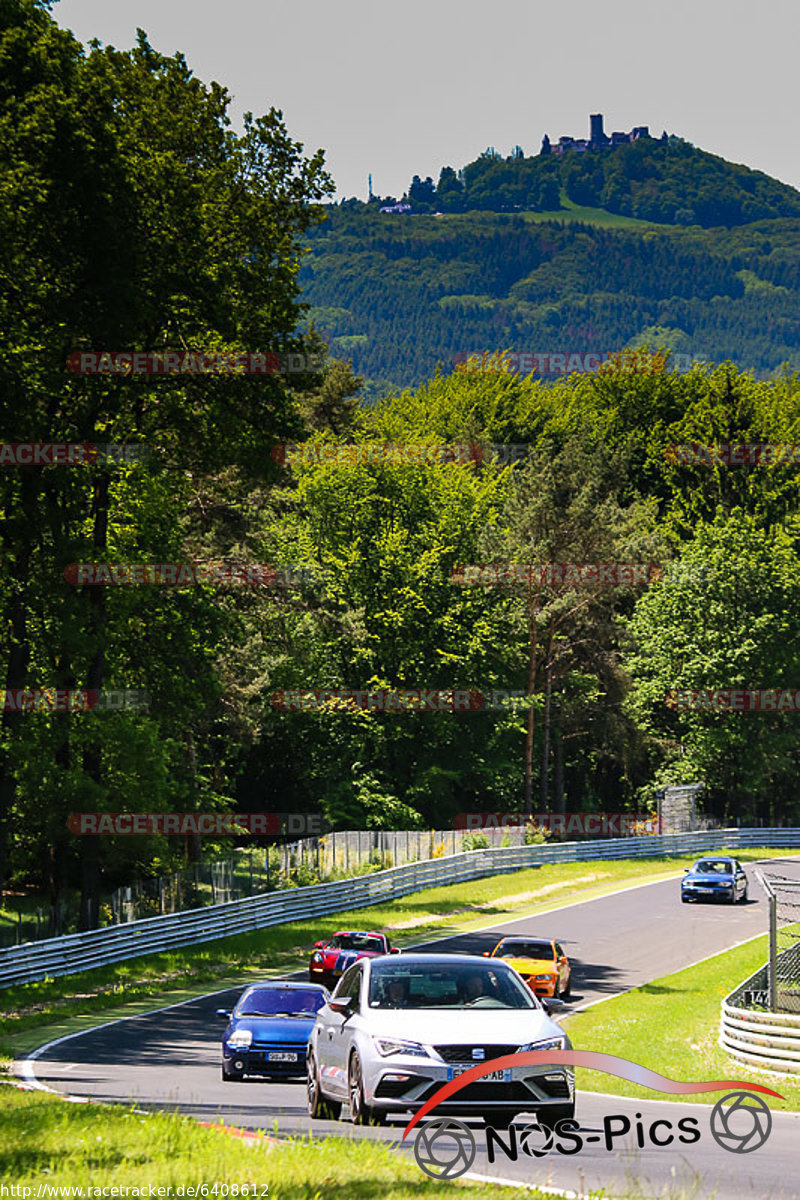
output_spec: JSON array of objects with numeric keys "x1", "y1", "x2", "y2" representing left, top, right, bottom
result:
[
  {"x1": 373, "y1": 1037, "x2": 428, "y2": 1057},
  {"x1": 311, "y1": 952, "x2": 323, "y2": 963},
  {"x1": 519, "y1": 1036, "x2": 567, "y2": 1053},
  {"x1": 534, "y1": 974, "x2": 555, "y2": 981},
  {"x1": 227, "y1": 1030, "x2": 253, "y2": 1049}
]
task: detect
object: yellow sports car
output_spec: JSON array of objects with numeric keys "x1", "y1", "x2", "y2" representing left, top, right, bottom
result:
[{"x1": 485, "y1": 936, "x2": 571, "y2": 999}]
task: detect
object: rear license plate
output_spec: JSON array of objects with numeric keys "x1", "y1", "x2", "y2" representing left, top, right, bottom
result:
[
  {"x1": 447, "y1": 1066, "x2": 510, "y2": 1082},
  {"x1": 268, "y1": 1052, "x2": 298, "y2": 1062}
]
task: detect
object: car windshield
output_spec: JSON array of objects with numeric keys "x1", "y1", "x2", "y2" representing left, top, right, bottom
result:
[
  {"x1": 235, "y1": 988, "x2": 326, "y2": 1017},
  {"x1": 368, "y1": 962, "x2": 537, "y2": 1009},
  {"x1": 694, "y1": 860, "x2": 733, "y2": 874},
  {"x1": 331, "y1": 933, "x2": 385, "y2": 952},
  {"x1": 495, "y1": 940, "x2": 554, "y2": 959}
]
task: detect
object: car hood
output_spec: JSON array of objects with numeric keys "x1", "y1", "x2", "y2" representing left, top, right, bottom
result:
[
  {"x1": 229, "y1": 1016, "x2": 316, "y2": 1041},
  {"x1": 358, "y1": 1007, "x2": 566, "y2": 1047},
  {"x1": 499, "y1": 957, "x2": 558, "y2": 973}
]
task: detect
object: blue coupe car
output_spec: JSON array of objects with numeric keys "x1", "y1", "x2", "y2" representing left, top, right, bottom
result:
[
  {"x1": 217, "y1": 981, "x2": 329, "y2": 1081},
  {"x1": 681, "y1": 857, "x2": 748, "y2": 905}
]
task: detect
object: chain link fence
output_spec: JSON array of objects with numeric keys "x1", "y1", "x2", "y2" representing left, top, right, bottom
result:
[{"x1": 754, "y1": 863, "x2": 800, "y2": 1012}]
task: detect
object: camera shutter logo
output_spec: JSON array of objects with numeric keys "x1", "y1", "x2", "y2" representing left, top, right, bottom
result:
[
  {"x1": 710, "y1": 1091, "x2": 772, "y2": 1153},
  {"x1": 413, "y1": 1117, "x2": 476, "y2": 1178}
]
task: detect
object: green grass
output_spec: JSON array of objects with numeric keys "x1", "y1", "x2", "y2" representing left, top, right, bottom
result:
[
  {"x1": 565, "y1": 933, "x2": 800, "y2": 1111},
  {"x1": 519, "y1": 190, "x2": 671, "y2": 230},
  {"x1": 1, "y1": 1084, "x2": 567, "y2": 1197}
]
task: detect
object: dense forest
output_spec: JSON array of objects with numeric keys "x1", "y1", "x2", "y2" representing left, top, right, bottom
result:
[
  {"x1": 3, "y1": 0, "x2": 800, "y2": 924},
  {"x1": 300, "y1": 209, "x2": 800, "y2": 389}
]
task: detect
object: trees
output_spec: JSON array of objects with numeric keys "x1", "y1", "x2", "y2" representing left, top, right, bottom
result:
[{"x1": 0, "y1": 1, "x2": 332, "y2": 918}]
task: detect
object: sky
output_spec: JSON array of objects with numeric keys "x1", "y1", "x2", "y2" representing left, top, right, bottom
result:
[{"x1": 52, "y1": 0, "x2": 800, "y2": 201}]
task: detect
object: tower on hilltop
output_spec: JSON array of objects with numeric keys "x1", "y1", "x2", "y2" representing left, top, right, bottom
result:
[{"x1": 589, "y1": 113, "x2": 605, "y2": 146}]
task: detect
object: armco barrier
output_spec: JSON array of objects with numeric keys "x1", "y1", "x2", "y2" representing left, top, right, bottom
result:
[
  {"x1": 1, "y1": 827, "x2": 798, "y2": 989},
  {"x1": 721, "y1": 976, "x2": 800, "y2": 1075}
]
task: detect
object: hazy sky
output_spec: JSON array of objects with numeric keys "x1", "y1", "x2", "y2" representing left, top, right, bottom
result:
[{"x1": 53, "y1": 0, "x2": 799, "y2": 200}]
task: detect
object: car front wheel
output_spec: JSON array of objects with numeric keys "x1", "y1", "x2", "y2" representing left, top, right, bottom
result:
[
  {"x1": 349, "y1": 1053, "x2": 385, "y2": 1125},
  {"x1": 307, "y1": 1053, "x2": 342, "y2": 1120}
]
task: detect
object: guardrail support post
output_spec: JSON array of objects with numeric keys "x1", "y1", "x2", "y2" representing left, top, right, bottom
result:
[{"x1": 769, "y1": 891, "x2": 778, "y2": 1013}]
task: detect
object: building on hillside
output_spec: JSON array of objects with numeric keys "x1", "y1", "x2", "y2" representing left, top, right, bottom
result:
[{"x1": 543, "y1": 114, "x2": 651, "y2": 156}]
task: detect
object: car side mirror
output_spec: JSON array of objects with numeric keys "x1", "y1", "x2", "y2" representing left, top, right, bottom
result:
[
  {"x1": 542, "y1": 996, "x2": 565, "y2": 1013},
  {"x1": 683, "y1": 867, "x2": 690, "y2": 873},
  {"x1": 216, "y1": 1009, "x2": 231, "y2": 1020},
  {"x1": 389, "y1": 947, "x2": 401, "y2": 954},
  {"x1": 314, "y1": 941, "x2": 325, "y2": 949},
  {"x1": 329, "y1": 996, "x2": 354, "y2": 1015}
]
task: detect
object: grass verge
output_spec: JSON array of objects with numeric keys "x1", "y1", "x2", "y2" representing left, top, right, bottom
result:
[
  {"x1": 565, "y1": 931, "x2": 800, "y2": 1112},
  {"x1": 1, "y1": 1083, "x2": 567, "y2": 1197}
]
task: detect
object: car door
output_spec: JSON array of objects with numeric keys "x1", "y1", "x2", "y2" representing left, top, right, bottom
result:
[
  {"x1": 555, "y1": 942, "x2": 569, "y2": 989},
  {"x1": 734, "y1": 861, "x2": 747, "y2": 898},
  {"x1": 324, "y1": 963, "x2": 363, "y2": 1096}
]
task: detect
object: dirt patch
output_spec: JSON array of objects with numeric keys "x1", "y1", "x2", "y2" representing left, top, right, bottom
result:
[{"x1": 386, "y1": 873, "x2": 608, "y2": 931}]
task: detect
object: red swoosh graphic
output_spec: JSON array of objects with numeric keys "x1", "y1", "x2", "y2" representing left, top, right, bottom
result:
[{"x1": 401, "y1": 1049, "x2": 784, "y2": 1140}]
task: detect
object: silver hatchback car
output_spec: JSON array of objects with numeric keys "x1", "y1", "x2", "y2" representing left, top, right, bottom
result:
[{"x1": 307, "y1": 952, "x2": 574, "y2": 1128}]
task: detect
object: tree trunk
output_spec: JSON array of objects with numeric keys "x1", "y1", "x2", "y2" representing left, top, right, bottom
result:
[
  {"x1": 0, "y1": 472, "x2": 40, "y2": 892},
  {"x1": 79, "y1": 472, "x2": 109, "y2": 931},
  {"x1": 523, "y1": 592, "x2": 539, "y2": 815},
  {"x1": 539, "y1": 630, "x2": 554, "y2": 811},
  {"x1": 554, "y1": 705, "x2": 565, "y2": 814}
]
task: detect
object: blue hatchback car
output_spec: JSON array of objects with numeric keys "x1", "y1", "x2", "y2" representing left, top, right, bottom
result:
[
  {"x1": 217, "y1": 981, "x2": 329, "y2": 1081},
  {"x1": 681, "y1": 857, "x2": 748, "y2": 905}
]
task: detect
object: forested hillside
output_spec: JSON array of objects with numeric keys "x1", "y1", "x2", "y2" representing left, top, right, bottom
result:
[{"x1": 301, "y1": 209, "x2": 800, "y2": 389}]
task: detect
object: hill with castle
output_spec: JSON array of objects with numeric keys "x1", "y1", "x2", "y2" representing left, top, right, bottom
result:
[{"x1": 301, "y1": 117, "x2": 800, "y2": 391}]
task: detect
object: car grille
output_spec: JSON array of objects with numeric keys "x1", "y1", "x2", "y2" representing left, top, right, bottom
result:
[
  {"x1": 420, "y1": 1081, "x2": 532, "y2": 1102},
  {"x1": 249, "y1": 1041, "x2": 304, "y2": 1053},
  {"x1": 375, "y1": 1075, "x2": 434, "y2": 1099},
  {"x1": 434, "y1": 1044, "x2": 519, "y2": 1063},
  {"x1": 529, "y1": 1074, "x2": 571, "y2": 1098}
]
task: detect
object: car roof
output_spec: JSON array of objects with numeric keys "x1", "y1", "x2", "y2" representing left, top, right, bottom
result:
[
  {"x1": 367, "y1": 952, "x2": 506, "y2": 968},
  {"x1": 241, "y1": 980, "x2": 328, "y2": 992},
  {"x1": 333, "y1": 929, "x2": 384, "y2": 937}
]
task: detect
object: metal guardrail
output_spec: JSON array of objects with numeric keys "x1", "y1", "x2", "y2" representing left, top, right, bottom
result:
[
  {"x1": 721, "y1": 973, "x2": 800, "y2": 1075},
  {"x1": 2, "y1": 826, "x2": 798, "y2": 990}
]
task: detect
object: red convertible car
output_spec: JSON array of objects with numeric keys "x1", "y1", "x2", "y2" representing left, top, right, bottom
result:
[{"x1": 308, "y1": 929, "x2": 399, "y2": 989}]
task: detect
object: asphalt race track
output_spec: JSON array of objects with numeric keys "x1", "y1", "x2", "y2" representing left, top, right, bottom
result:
[{"x1": 20, "y1": 863, "x2": 800, "y2": 1199}]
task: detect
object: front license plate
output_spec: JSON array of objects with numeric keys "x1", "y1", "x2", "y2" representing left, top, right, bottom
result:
[
  {"x1": 447, "y1": 1066, "x2": 510, "y2": 1082},
  {"x1": 695, "y1": 887, "x2": 715, "y2": 894},
  {"x1": 268, "y1": 1052, "x2": 298, "y2": 1062}
]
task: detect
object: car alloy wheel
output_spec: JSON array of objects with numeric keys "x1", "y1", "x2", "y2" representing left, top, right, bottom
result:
[
  {"x1": 349, "y1": 1052, "x2": 385, "y2": 1126},
  {"x1": 306, "y1": 1053, "x2": 342, "y2": 1120}
]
